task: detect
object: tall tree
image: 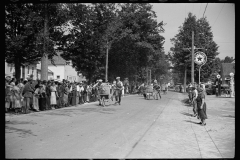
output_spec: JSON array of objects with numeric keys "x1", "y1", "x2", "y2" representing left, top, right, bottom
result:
[
  {"x1": 108, "y1": 3, "x2": 166, "y2": 83},
  {"x1": 5, "y1": 3, "x2": 42, "y2": 80},
  {"x1": 58, "y1": 4, "x2": 106, "y2": 83},
  {"x1": 32, "y1": 3, "x2": 69, "y2": 80},
  {"x1": 169, "y1": 13, "x2": 219, "y2": 84},
  {"x1": 5, "y1": 3, "x2": 68, "y2": 80}
]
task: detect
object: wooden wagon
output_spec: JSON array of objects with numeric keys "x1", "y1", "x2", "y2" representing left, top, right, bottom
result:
[{"x1": 99, "y1": 83, "x2": 114, "y2": 107}]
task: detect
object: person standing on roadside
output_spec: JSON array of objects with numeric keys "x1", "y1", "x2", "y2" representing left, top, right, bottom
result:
[
  {"x1": 45, "y1": 81, "x2": 52, "y2": 110},
  {"x1": 215, "y1": 74, "x2": 222, "y2": 97},
  {"x1": 22, "y1": 77, "x2": 35, "y2": 114},
  {"x1": 39, "y1": 81, "x2": 47, "y2": 111},
  {"x1": 10, "y1": 82, "x2": 22, "y2": 114},
  {"x1": 50, "y1": 81, "x2": 58, "y2": 109},
  {"x1": 192, "y1": 87, "x2": 198, "y2": 117},
  {"x1": 5, "y1": 78, "x2": 12, "y2": 113},
  {"x1": 188, "y1": 83, "x2": 193, "y2": 104},
  {"x1": 32, "y1": 83, "x2": 41, "y2": 112},
  {"x1": 196, "y1": 87, "x2": 207, "y2": 126}
]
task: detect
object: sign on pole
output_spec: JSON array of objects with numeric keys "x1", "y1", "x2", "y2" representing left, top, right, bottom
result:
[
  {"x1": 194, "y1": 51, "x2": 207, "y2": 84},
  {"x1": 194, "y1": 51, "x2": 207, "y2": 65}
]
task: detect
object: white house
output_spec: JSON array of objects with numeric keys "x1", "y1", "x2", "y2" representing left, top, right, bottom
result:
[
  {"x1": 41, "y1": 52, "x2": 83, "y2": 82},
  {"x1": 5, "y1": 61, "x2": 38, "y2": 80},
  {"x1": 5, "y1": 52, "x2": 85, "y2": 82}
]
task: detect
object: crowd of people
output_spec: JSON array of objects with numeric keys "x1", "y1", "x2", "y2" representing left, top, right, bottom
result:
[{"x1": 5, "y1": 75, "x2": 128, "y2": 115}]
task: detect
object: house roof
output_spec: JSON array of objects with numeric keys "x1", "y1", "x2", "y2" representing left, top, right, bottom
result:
[
  {"x1": 48, "y1": 52, "x2": 66, "y2": 65},
  {"x1": 221, "y1": 63, "x2": 235, "y2": 77},
  {"x1": 37, "y1": 68, "x2": 54, "y2": 73}
]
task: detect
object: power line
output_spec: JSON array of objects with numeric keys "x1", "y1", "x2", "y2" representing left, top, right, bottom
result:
[
  {"x1": 198, "y1": 3, "x2": 202, "y2": 18},
  {"x1": 213, "y1": 3, "x2": 225, "y2": 27},
  {"x1": 203, "y1": 3, "x2": 208, "y2": 18}
]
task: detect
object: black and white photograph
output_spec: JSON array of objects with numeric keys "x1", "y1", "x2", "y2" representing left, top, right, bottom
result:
[{"x1": 5, "y1": 2, "x2": 235, "y2": 158}]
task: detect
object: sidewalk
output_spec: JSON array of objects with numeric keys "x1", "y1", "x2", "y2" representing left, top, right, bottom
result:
[{"x1": 127, "y1": 91, "x2": 235, "y2": 158}]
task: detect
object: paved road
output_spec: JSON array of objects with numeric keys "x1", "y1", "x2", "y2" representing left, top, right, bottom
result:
[{"x1": 5, "y1": 91, "x2": 235, "y2": 158}]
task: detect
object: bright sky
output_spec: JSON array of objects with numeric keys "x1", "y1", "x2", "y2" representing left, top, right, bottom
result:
[{"x1": 151, "y1": 3, "x2": 235, "y2": 60}]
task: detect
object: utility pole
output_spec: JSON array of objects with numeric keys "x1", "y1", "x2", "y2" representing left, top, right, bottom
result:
[
  {"x1": 183, "y1": 31, "x2": 204, "y2": 85},
  {"x1": 191, "y1": 31, "x2": 194, "y2": 84},
  {"x1": 150, "y1": 69, "x2": 151, "y2": 84},
  {"x1": 105, "y1": 41, "x2": 109, "y2": 83}
]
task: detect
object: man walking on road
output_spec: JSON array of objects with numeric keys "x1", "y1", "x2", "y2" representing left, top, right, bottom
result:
[
  {"x1": 115, "y1": 77, "x2": 123, "y2": 105},
  {"x1": 93, "y1": 79, "x2": 103, "y2": 106}
]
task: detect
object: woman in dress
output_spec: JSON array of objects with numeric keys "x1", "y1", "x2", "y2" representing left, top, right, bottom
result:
[
  {"x1": 63, "y1": 82, "x2": 69, "y2": 107},
  {"x1": 68, "y1": 83, "x2": 73, "y2": 106},
  {"x1": 33, "y1": 83, "x2": 40, "y2": 112},
  {"x1": 45, "y1": 81, "x2": 52, "y2": 110},
  {"x1": 71, "y1": 82, "x2": 77, "y2": 106},
  {"x1": 39, "y1": 81, "x2": 47, "y2": 111},
  {"x1": 17, "y1": 79, "x2": 25, "y2": 109},
  {"x1": 11, "y1": 82, "x2": 22, "y2": 114},
  {"x1": 50, "y1": 81, "x2": 58, "y2": 109},
  {"x1": 5, "y1": 80, "x2": 12, "y2": 113},
  {"x1": 196, "y1": 87, "x2": 207, "y2": 126}
]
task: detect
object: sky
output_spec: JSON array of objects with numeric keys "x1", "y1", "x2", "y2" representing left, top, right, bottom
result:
[{"x1": 150, "y1": 3, "x2": 235, "y2": 60}]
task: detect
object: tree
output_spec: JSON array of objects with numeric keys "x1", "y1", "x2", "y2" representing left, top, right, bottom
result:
[
  {"x1": 5, "y1": 3, "x2": 42, "y2": 80},
  {"x1": 58, "y1": 4, "x2": 107, "y2": 83},
  {"x1": 169, "y1": 13, "x2": 219, "y2": 84},
  {"x1": 221, "y1": 56, "x2": 234, "y2": 63},
  {"x1": 31, "y1": 3, "x2": 69, "y2": 80},
  {"x1": 5, "y1": 3, "x2": 68, "y2": 80},
  {"x1": 108, "y1": 3, "x2": 167, "y2": 83}
]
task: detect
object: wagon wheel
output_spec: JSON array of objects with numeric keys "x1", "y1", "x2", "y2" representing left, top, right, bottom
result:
[{"x1": 101, "y1": 96, "x2": 105, "y2": 107}]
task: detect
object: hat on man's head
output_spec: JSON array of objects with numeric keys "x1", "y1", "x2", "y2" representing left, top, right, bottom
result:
[
  {"x1": 98, "y1": 79, "x2": 103, "y2": 82},
  {"x1": 197, "y1": 87, "x2": 203, "y2": 92},
  {"x1": 154, "y1": 80, "x2": 157, "y2": 83},
  {"x1": 116, "y1": 77, "x2": 120, "y2": 79}
]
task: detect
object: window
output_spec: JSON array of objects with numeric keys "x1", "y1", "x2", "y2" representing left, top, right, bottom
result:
[{"x1": 57, "y1": 75, "x2": 60, "y2": 79}]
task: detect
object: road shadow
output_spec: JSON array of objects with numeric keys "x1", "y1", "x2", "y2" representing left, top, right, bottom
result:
[
  {"x1": 184, "y1": 120, "x2": 201, "y2": 125},
  {"x1": 5, "y1": 120, "x2": 37, "y2": 125},
  {"x1": 180, "y1": 111, "x2": 193, "y2": 117},
  {"x1": 222, "y1": 115, "x2": 235, "y2": 118},
  {"x1": 5, "y1": 126, "x2": 37, "y2": 137},
  {"x1": 181, "y1": 98, "x2": 190, "y2": 104},
  {"x1": 43, "y1": 111, "x2": 73, "y2": 117}
]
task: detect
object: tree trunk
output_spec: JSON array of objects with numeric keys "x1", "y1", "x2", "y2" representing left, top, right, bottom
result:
[
  {"x1": 14, "y1": 58, "x2": 21, "y2": 81},
  {"x1": 41, "y1": 4, "x2": 49, "y2": 81}
]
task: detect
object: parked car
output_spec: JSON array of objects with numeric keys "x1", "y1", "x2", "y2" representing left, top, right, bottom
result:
[{"x1": 205, "y1": 84, "x2": 216, "y2": 95}]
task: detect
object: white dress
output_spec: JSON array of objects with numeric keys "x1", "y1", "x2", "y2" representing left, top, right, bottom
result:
[{"x1": 50, "y1": 86, "x2": 57, "y2": 105}]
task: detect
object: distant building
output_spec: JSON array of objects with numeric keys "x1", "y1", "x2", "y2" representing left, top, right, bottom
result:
[
  {"x1": 5, "y1": 61, "x2": 38, "y2": 80},
  {"x1": 221, "y1": 63, "x2": 235, "y2": 84},
  {"x1": 5, "y1": 52, "x2": 86, "y2": 82},
  {"x1": 41, "y1": 52, "x2": 84, "y2": 82}
]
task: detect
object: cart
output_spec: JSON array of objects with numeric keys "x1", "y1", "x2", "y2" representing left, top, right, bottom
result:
[
  {"x1": 99, "y1": 83, "x2": 113, "y2": 107},
  {"x1": 144, "y1": 85, "x2": 155, "y2": 100}
]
